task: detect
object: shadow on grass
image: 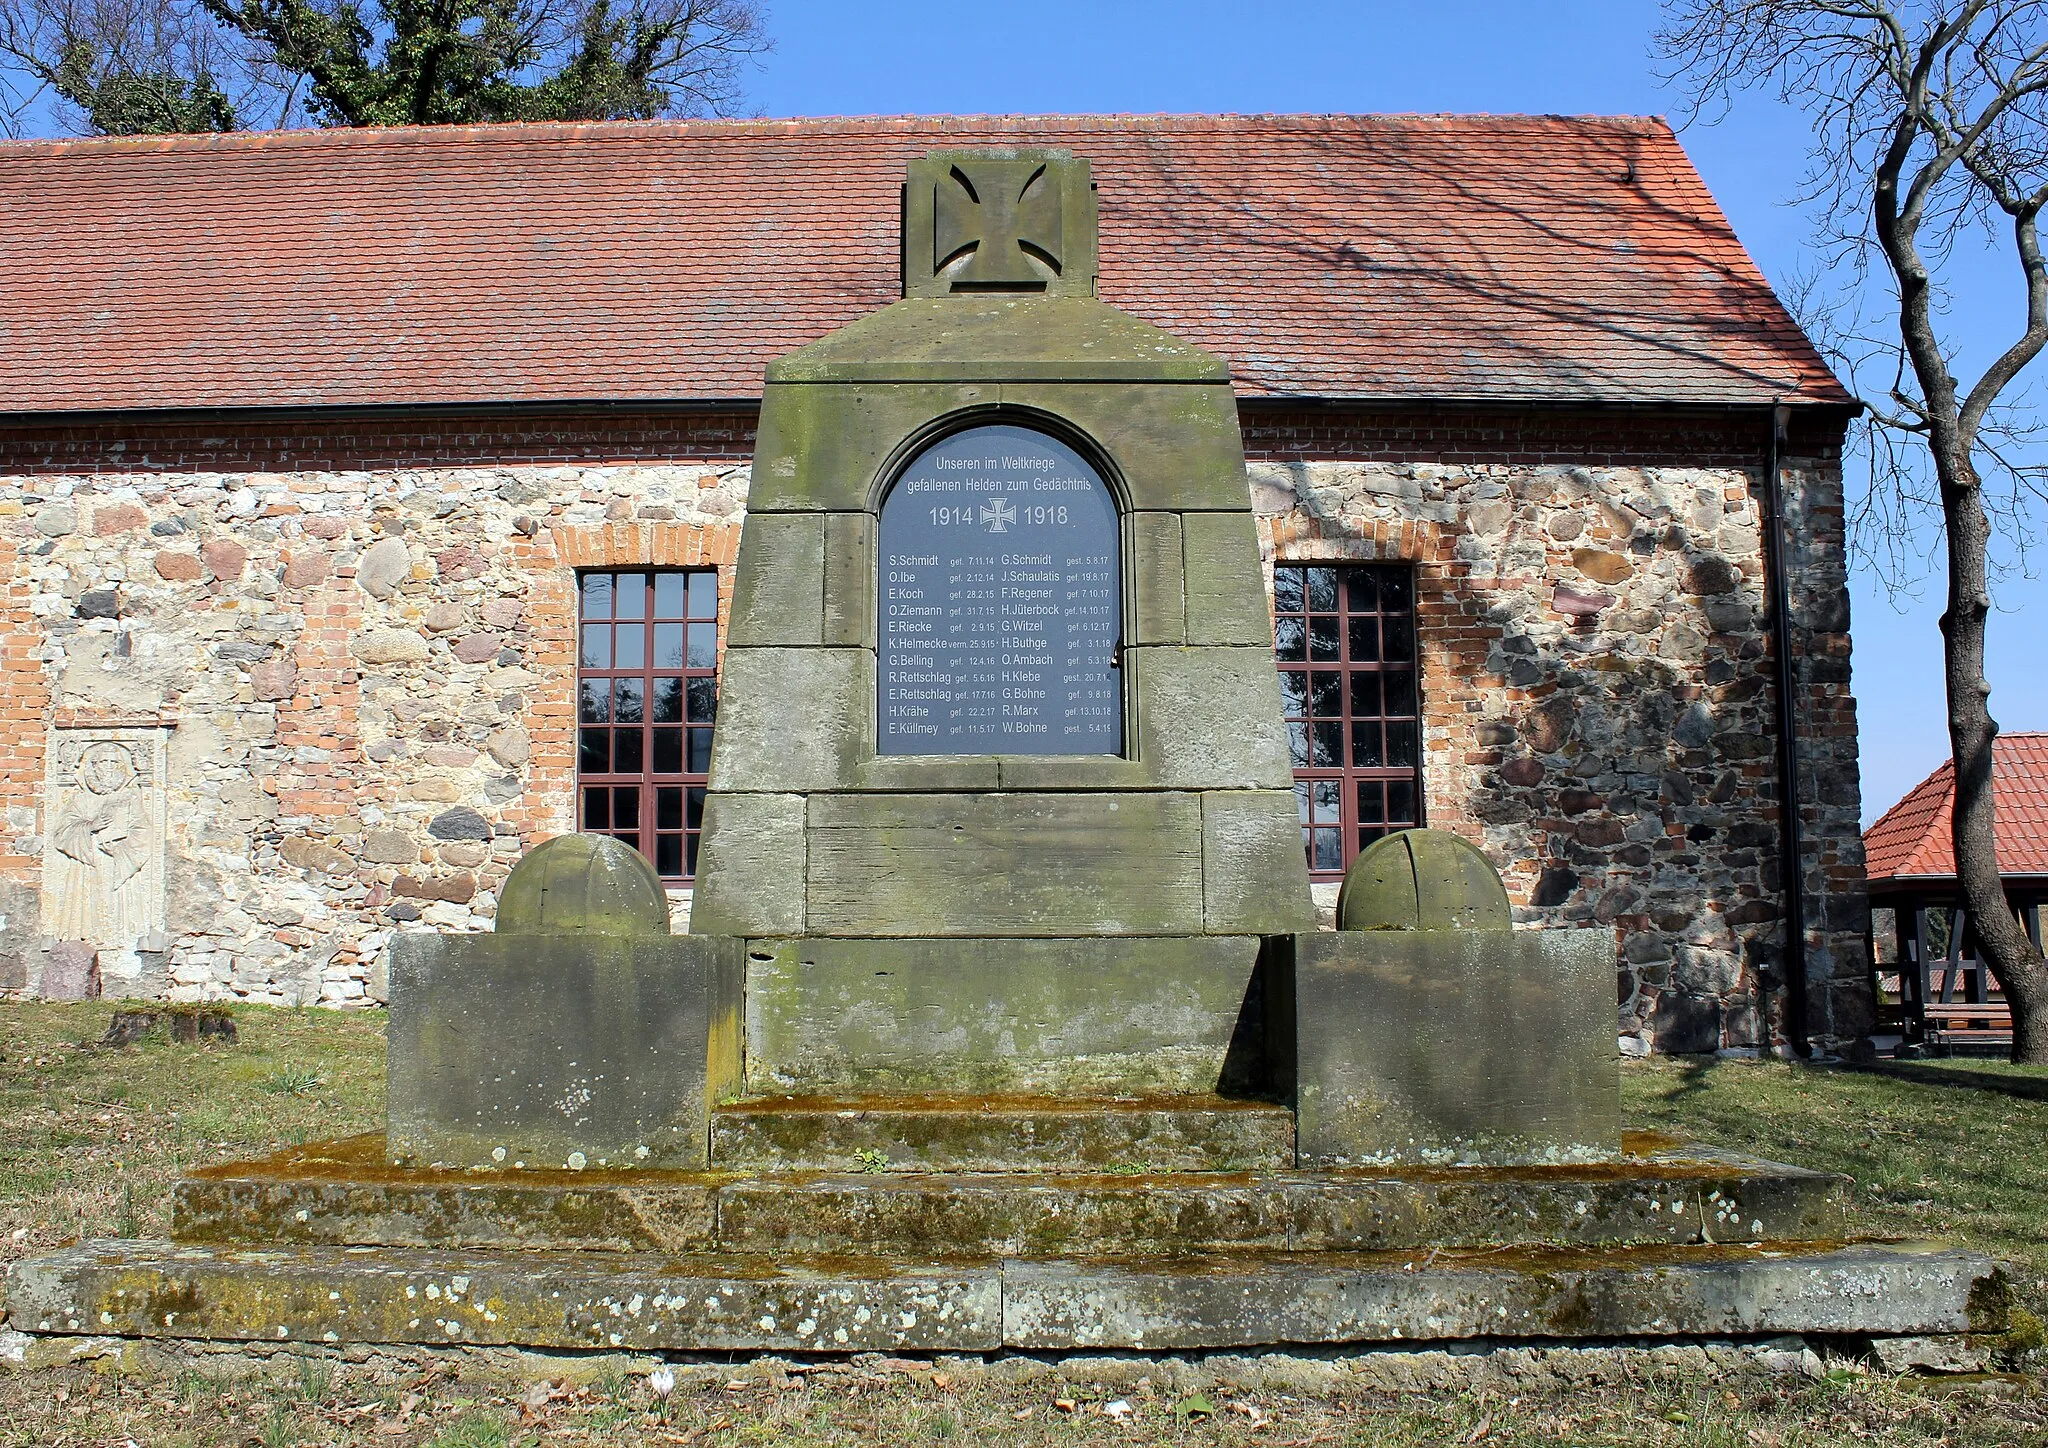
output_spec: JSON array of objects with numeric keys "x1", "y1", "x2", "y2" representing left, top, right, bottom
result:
[
  {"x1": 1844, "y1": 1060, "x2": 2048, "y2": 1104},
  {"x1": 1652, "y1": 1055, "x2": 1721, "y2": 1102}
]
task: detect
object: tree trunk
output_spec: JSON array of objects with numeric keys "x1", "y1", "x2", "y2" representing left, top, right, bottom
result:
[{"x1": 1937, "y1": 448, "x2": 2048, "y2": 1064}]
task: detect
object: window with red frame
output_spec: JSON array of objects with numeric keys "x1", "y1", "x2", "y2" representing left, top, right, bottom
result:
[
  {"x1": 577, "y1": 570, "x2": 719, "y2": 881},
  {"x1": 1273, "y1": 564, "x2": 1423, "y2": 877}
]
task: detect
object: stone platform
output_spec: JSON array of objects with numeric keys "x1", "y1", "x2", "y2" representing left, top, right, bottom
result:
[
  {"x1": 709, "y1": 1093, "x2": 1296, "y2": 1174},
  {"x1": 8, "y1": 1240, "x2": 2002, "y2": 1354},
  {"x1": 165, "y1": 1130, "x2": 1848, "y2": 1257},
  {"x1": 5, "y1": 1121, "x2": 2007, "y2": 1354}
]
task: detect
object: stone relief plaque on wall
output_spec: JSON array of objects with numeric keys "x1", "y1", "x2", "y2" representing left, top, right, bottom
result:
[{"x1": 41, "y1": 727, "x2": 168, "y2": 950}]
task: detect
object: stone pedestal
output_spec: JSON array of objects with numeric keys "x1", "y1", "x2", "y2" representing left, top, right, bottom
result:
[
  {"x1": 388, "y1": 932, "x2": 743, "y2": 1171},
  {"x1": 385, "y1": 833, "x2": 744, "y2": 1171},
  {"x1": 741, "y1": 935, "x2": 1278, "y2": 1095},
  {"x1": 1291, "y1": 929, "x2": 1619, "y2": 1167}
]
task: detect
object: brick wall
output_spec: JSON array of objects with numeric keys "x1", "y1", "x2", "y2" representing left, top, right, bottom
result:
[
  {"x1": 0, "y1": 406, "x2": 1870, "y2": 1051},
  {"x1": 1249, "y1": 440, "x2": 1865, "y2": 1055},
  {"x1": 0, "y1": 444, "x2": 747, "y2": 1002}
]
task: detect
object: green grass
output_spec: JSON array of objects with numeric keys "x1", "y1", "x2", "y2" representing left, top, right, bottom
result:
[
  {"x1": 1622, "y1": 1056, "x2": 2048, "y2": 1308},
  {"x1": 0, "y1": 1000, "x2": 384, "y2": 1259},
  {"x1": 0, "y1": 1004, "x2": 2042, "y2": 1445},
  {"x1": 0, "y1": 1356, "x2": 2039, "y2": 1446}
]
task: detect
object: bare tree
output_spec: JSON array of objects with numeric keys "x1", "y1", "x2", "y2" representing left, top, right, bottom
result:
[
  {"x1": 0, "y1": 0, "x2": 766, "y2": 135},
  {"x1": 0, "y1": 0, "x2": 243, "y2": 134},
  {"x1": 1659, "y1": 0, "x2": 2048, "y2": 1063}
]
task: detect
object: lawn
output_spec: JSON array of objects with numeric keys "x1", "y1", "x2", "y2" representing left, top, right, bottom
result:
[
  {"x1": 1622, "y1": 1055, "x2": 2048, "y2": 1303},
  {"x1": 0, "y1": 1001, "x2": 2041, "y2": 1447}
]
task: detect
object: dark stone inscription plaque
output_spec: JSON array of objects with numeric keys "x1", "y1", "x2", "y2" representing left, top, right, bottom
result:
[{"x1": 879, "y1": 423, "x2": 1122, "y2": 755}]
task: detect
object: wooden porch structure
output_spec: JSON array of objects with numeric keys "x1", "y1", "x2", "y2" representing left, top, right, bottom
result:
[{"x1": 1864, "y1": 734, "x2": 2048, "y2": 1051}]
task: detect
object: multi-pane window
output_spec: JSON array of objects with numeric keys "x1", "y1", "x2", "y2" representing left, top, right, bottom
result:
[
  {"x1": 577, "y1": 570, "x2": 719, "y2": 881},
  {"x1": 1273, "y1": 564, "x2": 1422, "y2": 877}
]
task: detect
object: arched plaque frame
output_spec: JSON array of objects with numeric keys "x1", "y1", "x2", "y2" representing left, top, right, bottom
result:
[{"x1": 875, "y1": 416, "x2": 1127, "y2": 757}]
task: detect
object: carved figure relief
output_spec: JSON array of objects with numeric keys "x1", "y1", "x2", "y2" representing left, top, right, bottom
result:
[{"x1": 42, "y1": 728, "x2": 168, "y2": 949}]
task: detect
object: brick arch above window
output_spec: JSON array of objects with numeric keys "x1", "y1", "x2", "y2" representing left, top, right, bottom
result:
[{"x1": 546, "y1": 521, "x2": 742, "y2": 572}]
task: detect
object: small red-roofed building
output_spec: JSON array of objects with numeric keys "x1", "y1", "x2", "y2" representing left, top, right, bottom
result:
[
  {"x1": 1864, "y1": 734, "x2": 2048, "y2": 1050},
  {"x1": 0, "y1": 115, "x2": 1874, "y2": 1054}
]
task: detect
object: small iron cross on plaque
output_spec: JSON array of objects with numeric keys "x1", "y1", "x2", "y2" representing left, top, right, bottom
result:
[{"x1": 933, "y1": 159, "x2": 1065, "y2": 289}]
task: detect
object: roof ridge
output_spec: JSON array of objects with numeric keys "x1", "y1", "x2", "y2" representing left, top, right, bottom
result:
[{"x1": 0, "y1": 111, "x2": 1670, "y2": 157}]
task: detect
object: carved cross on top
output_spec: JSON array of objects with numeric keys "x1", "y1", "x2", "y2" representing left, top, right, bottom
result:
[{"x1": 933, "y1": 159, "x2": 1065, "y2": 290}]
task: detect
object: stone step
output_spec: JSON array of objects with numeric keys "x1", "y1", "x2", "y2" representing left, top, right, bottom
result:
[
  {"x1": 708, "y1": 1093, "x2": 1295, "y2": 1173},
  {"x1": 6, "y1": 1239, "x2": 2005, "y2": 1354},
  {"x1": 170, "y1": 1135, "x2": 1848, "y2": 1258}
]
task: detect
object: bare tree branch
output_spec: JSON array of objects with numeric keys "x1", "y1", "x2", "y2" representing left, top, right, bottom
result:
[
  {"x1": 1659, "y1": 0, "x2": 2048, "y2": 1063},
  {"x1": 0, "y1": 0, "x2": 766, "y2": 132}
]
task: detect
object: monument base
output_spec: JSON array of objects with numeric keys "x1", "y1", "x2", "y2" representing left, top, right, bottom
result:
[
  {"x1": 742, "y1": 936, "x2": 1282, "y2": 1095},
  {"x1": 8, "y1": 1240, "x2": 2000, "y2": 1356},
  {"x1": 4, "y1": 1123, "x2": 2008, "y2": 1355}
]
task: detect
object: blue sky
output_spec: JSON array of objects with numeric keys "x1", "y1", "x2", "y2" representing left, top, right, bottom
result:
[{"x1": 746, "y1": 0, "x2": 2048, "y2": 824}]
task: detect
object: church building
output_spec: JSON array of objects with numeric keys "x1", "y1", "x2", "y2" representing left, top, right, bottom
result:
[{"x1": 0, "y1": 114, "x2": 1870, "y2": 1055}]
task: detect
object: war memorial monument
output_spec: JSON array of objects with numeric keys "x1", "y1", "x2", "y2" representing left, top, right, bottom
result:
[{"x1": 5, "y1": 151, "x2": 2006, "y2": 1360}]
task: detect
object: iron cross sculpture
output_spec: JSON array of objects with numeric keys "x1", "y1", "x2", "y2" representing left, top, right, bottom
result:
[{"x1": 933, "y1": 159, "x2": 1065, "y2": 290}]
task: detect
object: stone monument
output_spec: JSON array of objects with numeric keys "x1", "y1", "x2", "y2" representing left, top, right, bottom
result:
[
  {"x1": 690, "y1": 149, "x2": 1313, "y2": 1097},
  {"x1": 4, "y1": 149, "x2": 2007, "y2": 1363},
  {"x1": 1294, "y1": 829, "x2": 1618, "y2": 1166}
]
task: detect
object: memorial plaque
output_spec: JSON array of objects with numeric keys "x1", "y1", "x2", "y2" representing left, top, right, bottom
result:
[{"x1": 879, "y1": 423, "x2": 1122, "y2": 755}]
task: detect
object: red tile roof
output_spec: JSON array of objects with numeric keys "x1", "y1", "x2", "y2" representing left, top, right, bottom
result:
[
  {"x1": 0, "y1": 113, "x2": 1849, "y2": 416},
  {"x1": 1864, "y1": 733, "x2": 2048, "y2": 884}
]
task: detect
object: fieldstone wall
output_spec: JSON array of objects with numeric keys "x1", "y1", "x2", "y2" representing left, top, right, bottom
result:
[
  {"x1": 0, "y1": 411, "x2": 1871, "y2": 1054},
  {"x1": 1252, "y1": 453, "x2": 1867, "y2": 1055},
  {"x1": 0, "y1": 456, "x2": 745, "y2": 1004}
]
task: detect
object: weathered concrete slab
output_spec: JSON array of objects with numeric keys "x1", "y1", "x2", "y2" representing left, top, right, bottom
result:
[
  {"x1": 802, "y1": 792, "x2": 1206, "y2": 936},
  {"x1": 744, "y1": 381, "x2": 997, "y2": 514},
  {"x1": 590, "y1": 1156, "x2": 1848, "y2": 1260},
  {"x1": 724, "y1": 513, "x2": 825, "y2": 645},
  {"x1": 10, "y1": 1240, "x2": 2000, "y2": 1353},
  {"x1": 1126, "y1": 648, "x2": 1300, "y2": 791},
  {"x1": 701, "y1": 647, "x2": 870, "y2": 794},
  {"x1": 169, "y1": 1134, "x2": 1847, "y2": 1258},
  {"x1": 173, "y1": 1136, "x2": 722, "y2": 1254},
  {"x1": 686, "y1": 793, "x2": 807, "y2": 937},
  {"x1": 387, "y1": 933, "x2": 743, "y2": 1171},
  {"x1": 7, "y1": 1242, "x2": 1002, "y2": 1352},
  {"x1": 1293, "y1": 930, "x2": 1620, "y2": 1167},
  {"x1": 710, "y1": 1094, "x2": 1293, "y2": 1174},
  {"x1": 1201, "y1": 793, "x2": 1319, "y2": 934},
  {"x1": 1129, "y1": 511, "x2": 1186, "y2": 645},
  {"x1": 742, "y1": 935, "x2": 1267, "y2": 1094},
  {"x1": 1180, "y1": 510, "x2": 1273, "y2": 646},
  {"x1": 822, "y1": 511, "x2": 877, "y2": 648},
  {"x1": 994, "y1": 380, "x2": 1252, "y2": 513},
  {"x1": 1001, "y1": 1244, "x2": 2008, "y2": 1351},
  {"x1": 710, "y1": 1175, "x2": 1282, "y2": 1258}
]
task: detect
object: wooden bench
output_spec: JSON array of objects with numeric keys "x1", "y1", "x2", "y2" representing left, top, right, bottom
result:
[{"x1": 1922, "y1": 1001, "x2": 2013, "y2": 1045}]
